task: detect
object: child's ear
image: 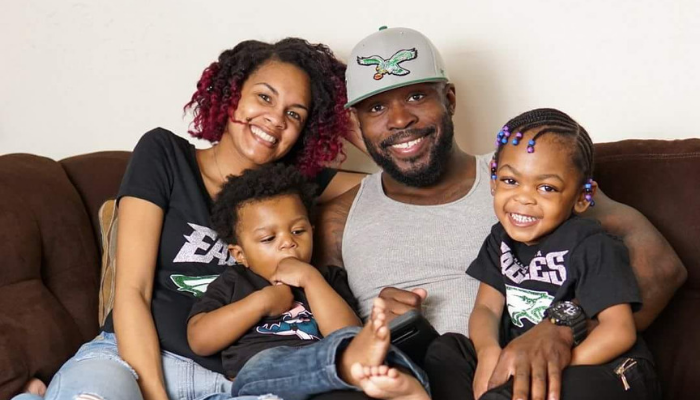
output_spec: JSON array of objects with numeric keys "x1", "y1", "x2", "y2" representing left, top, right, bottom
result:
[
  {"x1": 574, "y1": 180, "x2": 598, "y2": 214},
  {"x1": 229, "y1": 244, "x2": 249, "y2": 268},
  {"x1": 490, "y1": 178, "x2": 496, "y2": 196}
]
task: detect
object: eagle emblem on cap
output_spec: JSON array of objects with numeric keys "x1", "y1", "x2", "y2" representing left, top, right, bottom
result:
[{"x1": 357, "y1": 48, "x2": 418, "y2": 80}]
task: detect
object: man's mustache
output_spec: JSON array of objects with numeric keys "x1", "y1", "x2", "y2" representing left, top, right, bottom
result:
[{"x1": 380, "y1": 126, "x2": 436, "y2": 148}]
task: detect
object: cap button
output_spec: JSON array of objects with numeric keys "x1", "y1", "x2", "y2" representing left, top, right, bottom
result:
[{"x1": 378, "y1": 26, "x2": 388, "y2": 30}]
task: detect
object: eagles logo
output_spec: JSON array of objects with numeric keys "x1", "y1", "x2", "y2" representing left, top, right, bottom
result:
[{"x1": 357, "y1": 48, "x2": 418, "y2": 80}]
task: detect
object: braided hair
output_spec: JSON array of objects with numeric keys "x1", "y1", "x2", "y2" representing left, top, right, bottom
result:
[
  {"x1": 184, "y1": 38, "x2": 349, "y2": 177},
  {"x1": 494, "y1": 108, "x2": 594, "y2": 184}
]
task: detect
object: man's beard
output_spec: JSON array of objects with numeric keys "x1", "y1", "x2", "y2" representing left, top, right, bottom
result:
[{"x1": 363, "y1": 113, "x2": 454, "y2": 187}]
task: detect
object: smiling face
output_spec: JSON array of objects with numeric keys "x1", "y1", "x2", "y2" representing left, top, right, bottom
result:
[
  {"x1": 230, "y1": 194, "x2": 313, "y2": 282},
  {"x1": 492, "y1": 131, "x2": 593, "y2": 245},
  {"x1": 353, "y1": 82, "x2": 456, "y2": 187},
  {"x1": 225, "y1": 60, "x2": 311, "y2": 168}
]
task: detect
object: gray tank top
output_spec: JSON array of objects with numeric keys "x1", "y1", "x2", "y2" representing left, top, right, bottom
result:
[{"x1": 342, "y1": 153, "x2": 497, "y2": 336}]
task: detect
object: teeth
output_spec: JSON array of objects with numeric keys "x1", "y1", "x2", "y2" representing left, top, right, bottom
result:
[
  {"x1": 251, "y1": 126, "x2": 277, "y2": 144},
  {"x1": 511, "y1": 213, "x2": 538, "y2": 223},
  {"x1": 391, "y1": 137, "x2": 423, "y2": 149}
]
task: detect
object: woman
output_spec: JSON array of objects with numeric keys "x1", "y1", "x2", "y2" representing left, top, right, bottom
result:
[{"x1": 15, "y1": 38, "x2": 365, "y2": 400}]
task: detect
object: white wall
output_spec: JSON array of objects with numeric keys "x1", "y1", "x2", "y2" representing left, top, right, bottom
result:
[{"x1": 1, "y1": 0, "x2": 698, "y2": 172}]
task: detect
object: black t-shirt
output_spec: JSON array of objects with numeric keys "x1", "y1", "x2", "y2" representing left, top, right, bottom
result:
[
  {"x1": 188, "y1": 264, "x2": 358, "y2": 378},
  {"x1": 102, "y1": 128, "x2": 337, "y2": 374},
  {"x1": 467, "y1": 216, "x2": 652, "y2": 359}
]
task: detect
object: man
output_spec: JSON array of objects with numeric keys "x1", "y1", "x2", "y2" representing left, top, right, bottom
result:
[{"x1": 315, "y1": 27, "x2": 686, "y2": 400}]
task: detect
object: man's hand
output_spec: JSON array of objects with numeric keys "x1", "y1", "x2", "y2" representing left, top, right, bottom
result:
[
  {"x1": 377, "y1": 287, "x2": 428, "y2": 323},
  {"x1": 488, "y1": 320, "x2": 573, "y2": 400},
  {"x1": 259, "y1": 284, "x2": 294, "y2": 317},
  {"x1": 270, "y1": 257, "x2": 321, "y2": 288}
]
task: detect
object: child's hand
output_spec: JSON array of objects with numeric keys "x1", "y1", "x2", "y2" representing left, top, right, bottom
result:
[
  {"x1": 260, "y1": 284, "x2": 294, "y2": 317},
  {"x1": 271, "y1": 257, "x2": 321, "y2": 288},
  {"x1": 474, "y1": 347, "x2": 501, "y2": 399}
]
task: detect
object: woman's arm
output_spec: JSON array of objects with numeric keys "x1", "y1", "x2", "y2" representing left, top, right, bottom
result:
[
  {"x1": 583, "y1": 189, "x2": 687, "y2": 330},
  {"x1": 571, "y1": 304, "x2": 636, "y2": 365},
  {"x1": 113, "y1": 197, "x2": 168, "y2": 400}
]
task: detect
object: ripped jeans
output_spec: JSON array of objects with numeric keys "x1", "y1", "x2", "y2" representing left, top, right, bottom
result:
[{"x1": 11, "y1": 332, "x2": 279, "y2": 400}]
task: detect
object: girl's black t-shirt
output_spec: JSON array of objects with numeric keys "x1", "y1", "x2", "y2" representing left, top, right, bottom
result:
[{"x1": 102, "y1": 128, "x2": 337, "y2": 373}]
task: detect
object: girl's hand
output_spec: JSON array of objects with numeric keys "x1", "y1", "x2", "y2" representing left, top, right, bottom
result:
[{"x1": 474, "y1": 347, "x2": 501, "y2": 399}]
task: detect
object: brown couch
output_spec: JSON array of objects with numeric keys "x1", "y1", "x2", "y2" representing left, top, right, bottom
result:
[{"x1": 1, "y1": 139, "x2": 698, "y2": 399}]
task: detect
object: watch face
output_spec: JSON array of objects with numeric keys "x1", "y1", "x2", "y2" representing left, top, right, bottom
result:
[{"x1": 551, "y1": 301, "x2": 582, "y2": 321}]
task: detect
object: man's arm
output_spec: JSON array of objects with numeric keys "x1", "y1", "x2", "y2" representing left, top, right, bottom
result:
[
  {"x1": 312, "y1": 185, "x2": 359, "y2": 268},
  {"x1": 584, "y1": 188, "x2": 687, "y2": 330}
]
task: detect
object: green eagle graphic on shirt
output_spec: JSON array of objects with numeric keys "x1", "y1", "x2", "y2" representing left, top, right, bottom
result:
[
  {"x1": 505, "y1": 285, "x2": 554, "y2": 328},
  {"x1": 170, "y1": 274, "x2": 219, "y2": 298},
  {"x1": 357, "y1": 48, "x2": 418, "y2": 80}
]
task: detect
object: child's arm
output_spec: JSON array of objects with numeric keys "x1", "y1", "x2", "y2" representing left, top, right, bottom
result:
[
  {"x1": 469, "y1": 283, "x2": 505, "y2": 399},
  {"x1": 570, "y1": 303, "x2": 636, "y2": 365},
  {"x1": 187, "y1": 284, "x2": 293, "y2": 356},
  {"x1": 272, "y1": 257, "x2": 361, "y2": 336}
]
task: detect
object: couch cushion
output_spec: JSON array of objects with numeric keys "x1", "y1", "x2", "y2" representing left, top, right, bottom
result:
[
  {"x1": 594, "y1": 138, "x2": 700, "y2": 399},
  {"x1": 0, "y1": 154, "x2": 101, "y2": 394},
  {"x1": 60, "y1": 151, "x2": 130, "y2": 247}
]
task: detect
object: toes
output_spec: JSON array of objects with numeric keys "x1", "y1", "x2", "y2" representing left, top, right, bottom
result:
[
  {"x1": 350, "y1": 362, "x2": 367, "y2": 382},
  {"x1": 376, "y1": 325, "x2": 389, "y2": 340}
]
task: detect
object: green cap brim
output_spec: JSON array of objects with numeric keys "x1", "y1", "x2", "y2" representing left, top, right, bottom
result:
[{"x1": 344, "y1": 77, "x2": 449, "y2": 109}]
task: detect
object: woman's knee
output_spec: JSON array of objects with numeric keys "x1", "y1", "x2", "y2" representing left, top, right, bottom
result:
[{"x1": 45, "y1": 358, "x2": 142, "y2": 400}]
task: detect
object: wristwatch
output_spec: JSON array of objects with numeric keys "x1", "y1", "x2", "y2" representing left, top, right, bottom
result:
[{"x1": 543, "y1": 301, "x2": 587, "y2": 346}]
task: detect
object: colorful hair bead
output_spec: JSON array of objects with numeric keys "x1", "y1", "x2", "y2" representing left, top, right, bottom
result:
[
  {"x1": 526, "y1": 139, "x2": 535, "y2": 153},
  {"x1": 584, "y1": 178, "x2": 595, "y2": 206},
  {"x1": 490, "y1": 160, "x2": 498, "y2": 180}
]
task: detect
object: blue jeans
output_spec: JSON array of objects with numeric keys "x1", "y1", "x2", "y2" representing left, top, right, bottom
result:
[
  {"x1": 12, "y1": 332, "x2": 278, "y2": 400},
  {"x1": 231, "y1": 326, "x2": 430, "y2": 400}
]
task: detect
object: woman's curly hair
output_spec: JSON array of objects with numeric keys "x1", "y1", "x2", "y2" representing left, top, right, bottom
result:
[
  {"x1": 211, "y1": 164, "x2": 317, "y2": 245},
  {"x1": 184, "y1": 38, "x2": 349, "y2": 177}
]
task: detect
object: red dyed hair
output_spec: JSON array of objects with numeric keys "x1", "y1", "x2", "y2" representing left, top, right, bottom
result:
[{"x1": 184, "y1": 39, "x2": 349, "y2": 177}]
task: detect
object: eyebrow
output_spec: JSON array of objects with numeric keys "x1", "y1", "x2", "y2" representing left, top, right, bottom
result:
[
  {"x1": 499, "y1": 164, "x2": 565, "y2": 183},
  {"x1": 254, "y1": 83, "x2": 309, "y2": 111},
  {"x1": 250, "y1": 216, "x2": 310, "y2": 233}
]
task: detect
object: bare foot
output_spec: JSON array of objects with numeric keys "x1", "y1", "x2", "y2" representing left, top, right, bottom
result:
[
  {"x1": 350, "y1": 363, "x2": 429, "y2": 400},
  {"x1": 22, "y1": 377, "x2": 47, "y2": 396},
  {"x1": 338, "y1": 297, "x2": 391, "y2": 386}
]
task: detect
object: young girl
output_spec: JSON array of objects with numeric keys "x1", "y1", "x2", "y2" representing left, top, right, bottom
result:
[{"x1": 466, "y1": 108, "x2": 660, "y2": 399}]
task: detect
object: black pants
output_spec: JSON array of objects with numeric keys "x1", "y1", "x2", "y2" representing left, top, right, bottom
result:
[{"x1": 423, "y1": 333, "x2": 662, "y2": 400}]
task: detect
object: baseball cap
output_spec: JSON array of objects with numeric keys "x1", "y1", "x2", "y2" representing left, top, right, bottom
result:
[{"x1": 345, "y1": 26, "x2": 449, "y2": 108}]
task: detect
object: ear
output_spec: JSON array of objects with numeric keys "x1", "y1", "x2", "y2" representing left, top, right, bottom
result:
[
  {"x1": 229, "y1": 244, "x2": 249, "y2": 268},
  {"x1": 490, "y1": 177, "x2": 496, "y2": 196},
  {"x1": 573, "y1": 180, "x2": 598, "y2": 214},
  {"x1": 444, "y1": 83, "x2": 456, "y2": 115}
]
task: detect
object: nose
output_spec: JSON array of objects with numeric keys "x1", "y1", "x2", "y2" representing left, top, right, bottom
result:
[
  {"x1": 278, "y1": 233, "x2": 298, "y2": 251},
  {"x1": 265, "y1": 107, "x2": 286, "y2": 131},
  {"x1": 386, "y1": 101, "x2": 417, "y2": 131},
  {"x1": 513, "y1": 188, "x2": 537, "y2": 205}
]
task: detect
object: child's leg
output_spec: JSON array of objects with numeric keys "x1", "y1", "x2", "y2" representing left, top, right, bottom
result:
[
  {"x1": 480, "y1": 357, "x2": 661, "y2": 400},
  {"x1": 232, "y1": 298, "x2": 428, "y2": 400},
  {"x1": 349, "y1": 364, "x2": 430, "y2": 400},
  {"x1": 422, "y1": 333, "x2": 478, "y2": 400}
]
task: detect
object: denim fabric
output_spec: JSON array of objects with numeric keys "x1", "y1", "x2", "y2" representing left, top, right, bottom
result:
[
  {"x1": 12, "y1": 332, "x2": 279, "y2": 400},
  {"x1": 231, "y1": 326, "x2": 430, "y2": 400}
]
